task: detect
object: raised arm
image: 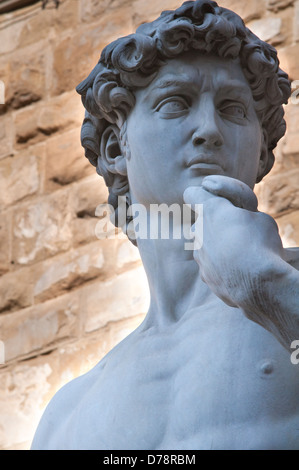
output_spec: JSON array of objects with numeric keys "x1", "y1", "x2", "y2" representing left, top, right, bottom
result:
[{"x1": 184, "y1": 175, "x2": 299, "y2": 352}]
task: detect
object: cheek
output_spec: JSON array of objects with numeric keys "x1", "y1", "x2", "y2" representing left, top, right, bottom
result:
[{"x1": 227, "y1": 123, "x2": 262, "y2": 186}]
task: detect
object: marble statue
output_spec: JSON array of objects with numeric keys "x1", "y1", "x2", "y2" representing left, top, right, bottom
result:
[{"x1": 31, "y1": 0, "x2": 299, "y2": 450}]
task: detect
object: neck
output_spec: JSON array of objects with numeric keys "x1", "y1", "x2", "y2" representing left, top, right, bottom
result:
[{"x1": 135, "y1": 223, "x2": 215, "y2": 328}]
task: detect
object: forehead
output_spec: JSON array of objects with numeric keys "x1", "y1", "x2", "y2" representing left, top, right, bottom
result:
[{"x1": 137, "y1": 51, "x2": 252, "y2": 99}]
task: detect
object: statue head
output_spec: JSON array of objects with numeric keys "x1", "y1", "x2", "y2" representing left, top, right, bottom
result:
[{"x1": 76, "y1": 0, "x2": 291, "y2": 240}]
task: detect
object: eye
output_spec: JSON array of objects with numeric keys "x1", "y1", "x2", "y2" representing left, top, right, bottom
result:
[
  {"x1": 219, "y1": 101, "x2": 246, "y2": 119},
  {"x1": 155, "y1": 96, "x2": 189, "y2": 117}
]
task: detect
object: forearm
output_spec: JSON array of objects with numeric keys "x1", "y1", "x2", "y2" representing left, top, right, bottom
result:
[{"x1": 239, "y1": 257, "x2": 299, "y2": 351}]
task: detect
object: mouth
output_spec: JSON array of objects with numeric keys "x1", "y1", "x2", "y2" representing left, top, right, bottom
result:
[{"x1": 187, "y1": 156, "x2": 224, "y2": 175}]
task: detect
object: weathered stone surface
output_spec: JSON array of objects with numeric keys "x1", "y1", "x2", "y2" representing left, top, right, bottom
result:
[
  {"x1": 33, "y1": 241, "x2": 105, "y2": 302},
  {"x1": 80, "y1": 0, "x2": 132, "y2": 23},
  {"x1": 284, "y1": 101, "x2": 299, "y2": 135},
  {"x1": 0, "y1": 46, "x2": 46, "y2": 110},
  {"x1": 267, "y1": 0, "x2": 294, "y2": 12},
  {"x1": 0, "y1": 357, "x2": 56, "y2": 450},
  {"x1": 278, "y1": 44, "x2": 299, "y2": 80},
  {"x1": 0, "y1": 308, "x2": 145, "y2": 449},
  {"x1": 0, "y1": 144, "x2": 43, "y2": 209},
  {"x1": 247, "y1": 18, "x2": 282, "y2": 43},
  {"x1": 71, "y1": 174, "x2": 109, "y2": 246},
  {"x1": 44, "y1": 128, "x2": 93, "y2": 191},
  {"x1": 0, "y1": 268, "x2": 33, "y2": 313},
  {"x1": 0, "y1": 114, "x2": 13, "y2": 159},
  {"x1": 276, "y1": 210, "x2": 299, "y2": 246},
  {"x1": 14, "y1": 91, "x2": 85, "y2": 146},
  {"x1": 281, "y1": 102, "x2": 299, "y2": 156},
  {"x1": 295, "y1": 0, "x2": 299, "y2": 41},
  {"x1": 81, "y1": 266, "x2": 149, "y2": 333},
  {"x1": 256, "y1": 169, "x2": 299, "y2": 216},
  {"x1": 283, "y1": 132, "x2": 299, "y2": 155},
  {"x1": 0, "y1": 292, "x2": 79, "y2": 362},
  {"x1": 52, "y1": 8, "x2": 133, "y2": 96},
  {"x1": 0, "y1": 0, "x2": 297, "y2": 453},
  {"x1": 72, "y1": 174, "x2": 109, "y2": 215},
  {"x1": 132, "y1": 0, "x2": 188, "y2": 26},
  {"x1": 12, "y1": 189, "x2": 73, "y2": 265},
  {"x1": 0, "y1": 15, "x2": 24, "y2": 55},
  {"x1": 216, "y1": 0, "x2": 265, "y2": 22},
  {"x1": 0, "y1": 211, "x2": 11, "y2": 275},
  {"x1": 116, "y1": 239, "x2": 141, "y2": 271}
]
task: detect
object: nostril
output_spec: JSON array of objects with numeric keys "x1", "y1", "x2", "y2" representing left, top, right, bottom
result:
[{"x1": 193, "y1": 136, "x2": 205, "y2": 146}]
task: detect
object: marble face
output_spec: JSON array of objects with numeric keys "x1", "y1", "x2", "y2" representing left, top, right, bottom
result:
[{"x1": 125, "y1": 51, "x2": 264, "y2": 207}]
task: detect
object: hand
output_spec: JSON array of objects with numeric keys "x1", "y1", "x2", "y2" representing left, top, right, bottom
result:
[{"x1": 183, "y1": 175, "x2": 284, "y2": 309}]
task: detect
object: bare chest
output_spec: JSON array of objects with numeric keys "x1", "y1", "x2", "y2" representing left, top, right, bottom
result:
[{"x1": 69, "y1": 309, "x2": 299, "y2": 449}]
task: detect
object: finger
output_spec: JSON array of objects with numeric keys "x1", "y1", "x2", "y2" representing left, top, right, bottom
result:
[
  {"x1": 183, "y1": 186, "x2": 217, "y2": 213},
  {"x1": 201, "y1": 175, "x2": 258, "y2": 212}
]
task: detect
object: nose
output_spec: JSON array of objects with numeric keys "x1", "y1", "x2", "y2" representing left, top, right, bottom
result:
[{"x1": 191, "y1": 97, "x2": 224, "y2": 149}]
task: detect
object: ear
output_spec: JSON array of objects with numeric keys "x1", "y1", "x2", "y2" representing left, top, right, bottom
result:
[
  {"x1": 256, "y1": 128, "x2": 269, "y2": 182},
  {"x1": 100, "y1": 125, "x2": 127, "y2": 176}
]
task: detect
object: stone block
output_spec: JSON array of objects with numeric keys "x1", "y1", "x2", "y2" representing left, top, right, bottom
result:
[
  {"x1": 80, "y1": 0, "x2": 132, "y2": 23},
  {"x1": 0, "y1": 268, "x2": 34, "y2": 313},
  {"x1": 14, "y1": 91, "x2": 85, "y2": 146},
  {"x1": 44, "y1": 128, "x2": 93, "y2": 191},
  {"x1": 265, "y1": 134, "x2": 299, "y2": 176},
  {"x1": 0, "y1": 15, "x2": 24, "y2": 55},
  {"x1": 0, "y1": 291, "x2": 79, "y2": 362},
  {"x1": 116, "y1": 239, "x2": 141, "y2": 271},
  {"x1": 72, "y1": 217, "x2": 99, "y2": 247},
  {"x1": 71, "y1": 174, "x2": 109, "y2": 246},
  {"x1": 12, "y1": 188, "x2": 73, "y2": 265},
  {"x1": 0, "y1": 356, "x2": 58, "y2": 450},
  {"x1": 215, "y1": 0, "x2": 265, "y2": 22},
  {"x1": 33, "y1": 241, "x2": 105, "y2": 302},
  {"x1": 0, "y1": 144, "x2": 43, "y2": 209},
  {"x1": 278, "y1": 45, "x2": 299, "y2": 81},
  {"x1": 17, "y1": 0, "x2": 79, "y2": 48},
  {"x1": 81, "y1": 265, "x2": 149, "y2": 333},
  {"x1": 0, "y1": 46, "x2": 46, "y2": 111},
  {"x1": 283, "y1": 132, "x2": 299, "y2": 155},
  {"x1": 256, "y1": 168, "x2": 299, "y2": 216},
  {"x1": 247, "y1": 18, "x2": 283, "y2": 43},
  {"x1": 0, "y1": 211, "x2": 11, "y2": 276},
  {"x1": 281, "y1": 103, "x2": 299, "y2": 155},
  {"x1": 276, "y1": 210, "x2": 299, "y2": 246},
  {"x1": 52, "y1": 9, "x2": 133, "y2": 95},
  {"x1": 295, "y1": 0, "x2": 299, "y2": 41},
  {"x1": 132, "y1": 0, "x2": 185, "y2": 27},
  {"x1": 72, "y1": 174, "x2": 109, "y2": 215},
  {"x1": 0, "y1": 114, "x2": 13, "y2": 159},
  {"x1": 267, "y1": 0, "x2": 294, "y2": 12}
]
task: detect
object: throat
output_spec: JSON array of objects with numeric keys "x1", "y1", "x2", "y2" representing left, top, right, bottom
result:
[{"x1": 136, "y1": 236, "x2": 214, "y2": 327}]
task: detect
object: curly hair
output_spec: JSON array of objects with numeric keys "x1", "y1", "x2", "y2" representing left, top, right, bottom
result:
[{"x1": 76, "y1": 0, "x2": 291, "y2": 235}]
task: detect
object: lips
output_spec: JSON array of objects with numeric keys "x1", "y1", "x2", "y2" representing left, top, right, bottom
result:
[{"x1": 187, "y1": 154, "x2": 225, "y2": 173}]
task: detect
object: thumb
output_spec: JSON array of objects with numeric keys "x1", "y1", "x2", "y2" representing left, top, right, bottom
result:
[
  {"x1": 183, "y1": 186, "x2": 217, "y2": 213},
  {"x1": 202, "y1": 175, "x2": 258, "y2": 212}
]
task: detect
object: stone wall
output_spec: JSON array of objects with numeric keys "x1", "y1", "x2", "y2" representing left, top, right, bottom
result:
[{"x1": 0, "y1": 0, "x2": 298, "y2": 450}]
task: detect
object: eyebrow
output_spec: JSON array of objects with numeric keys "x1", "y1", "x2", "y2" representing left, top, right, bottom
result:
[
  {"x1": 155, "y1": 75, "x2": 201, "y2": 90},
  {"x1": 142, "y1": 74, "x2": 252, "y2": 101}
]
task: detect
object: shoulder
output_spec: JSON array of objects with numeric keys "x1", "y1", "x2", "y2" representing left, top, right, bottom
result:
[
  {"x1": 284, "y1": 247, "x2": 299, "y2": 270},
  {"x1": 31, "y1": 362, "x2": 104, "y2": 450}
]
